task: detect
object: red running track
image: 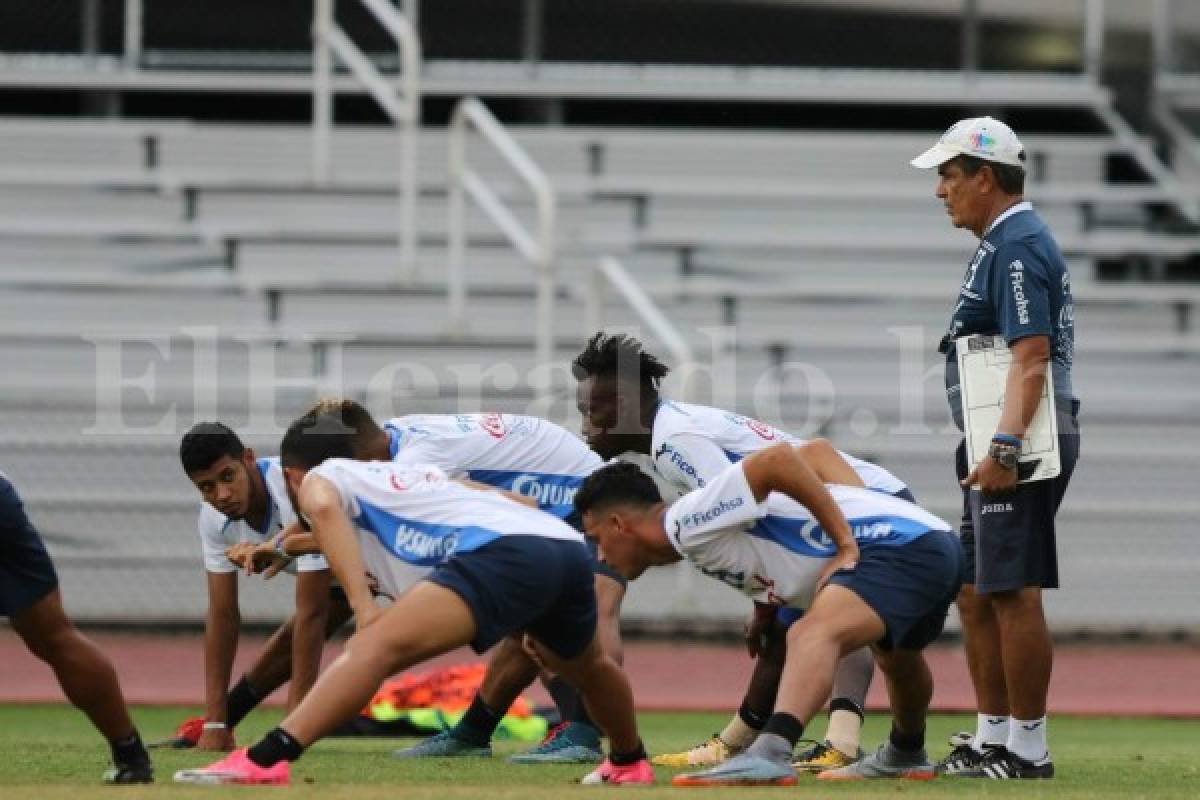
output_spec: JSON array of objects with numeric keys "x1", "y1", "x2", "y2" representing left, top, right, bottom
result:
[{"x1": 2, "y1": 631, "x2": 1198, "y2": 717}]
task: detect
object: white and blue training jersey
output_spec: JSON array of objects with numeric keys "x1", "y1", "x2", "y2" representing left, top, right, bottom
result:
[
  {"x1": 308, "y1": 458, "x2": 584, "y2": 599},
  {"x1": 663, "y1": 461, "x2": 951, "y2": 611},
  {"x1": 384, "y1": 413, "x2": 603, "y2": 519},
  {"x1": 651, "y1": 400, "x2": 907, "y2": 498},
  {"x1": 196, "y1": 457, "x2": 329, "y2": 575}
]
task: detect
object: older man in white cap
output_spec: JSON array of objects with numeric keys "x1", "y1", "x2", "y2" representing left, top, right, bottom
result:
[{"x1": 910, "y1": 117, "x2": 1080, "y2": 780}]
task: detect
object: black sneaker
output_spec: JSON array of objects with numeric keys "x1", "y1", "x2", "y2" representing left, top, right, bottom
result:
[
  {"x1": 960, "y1": 746, "x2": 1054, "y2": 780},
  {"x1": 103, "y1": 760, "x2": 155, "y2": 784},
  {"x1": 931, "y1": 743, "x2": 988, "y2": 772}
]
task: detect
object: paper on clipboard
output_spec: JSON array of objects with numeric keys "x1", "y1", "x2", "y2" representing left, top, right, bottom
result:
[{"x1": 956, "y1": 334, "x2": 1060, "y2": 484}]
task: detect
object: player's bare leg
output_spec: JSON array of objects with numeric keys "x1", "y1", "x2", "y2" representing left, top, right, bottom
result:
[
  {"x1": 675, "y1": 586, "x2": 883, "y2": 787},
  {"x1": 516, "y1": 574, "x2": 627, "y2": 764},
  {"x1": 988, "y1": 587, "x2": 1053, "y2": 768},
  {"x1": 872, "y1": 646, "x2": 934, "y2": 751},
  {"x1": 773, "y1": 587, "x2": 883, "y2": 730},
  {"x1": 175, "y1": 581, "x2": 477, "y2": 786},
  {"x1": 480, "y1": 635, "x2": 542, "y2": 711},
  {"x1": 282, "y1": 581, "x2": 477, "y2": 746},
  {"x1": 11, "y1": 589, "x2": 152, "y2": 782},
  {"x1": 534, "y1": 634, "x2": 653, "y2": 785},
  {"x1": 946, "y1": 583, "x2": 1014, "y2": 767},
  {"x1": 957, "y1": 585, "x2": 1010, "y2": 717}
]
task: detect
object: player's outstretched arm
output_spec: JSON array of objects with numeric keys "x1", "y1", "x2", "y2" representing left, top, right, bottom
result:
[
  {"x1": 280, "y1": 532, "x2": 322, "y2": 557},
  {"x1": 200, "y1": 570, "x2": 240, "y2": 750},
  {"x1": 298, "y1": 475, "x2": 378, "y2": 627},
  {"x1": 740, "y1": 443, "x2": 857, "y2": 559}
]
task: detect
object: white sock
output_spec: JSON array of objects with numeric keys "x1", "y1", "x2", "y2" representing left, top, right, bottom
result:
[
  {"x1": 718, "y1": 715, "x2": 759, "y2": 751},
  {"x1": 824, "y1": 709, "x2": 863, "y2": 757},
  {"x1": 1007, "y1": 717, "x2": 1049, "y2": 763},
  {"x1": 972, "y1": 713, "x2": 1009, "y2": 751}
]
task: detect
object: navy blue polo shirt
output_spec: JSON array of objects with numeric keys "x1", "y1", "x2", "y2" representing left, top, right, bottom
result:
[{"x1": 943, "y1": 202, "x2": 1076, "y2": 431}]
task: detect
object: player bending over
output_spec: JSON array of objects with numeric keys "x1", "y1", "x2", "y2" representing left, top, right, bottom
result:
[
  {"x1": 574, "y1": 331, "x2": 916, "y2": 772},
  {"x1": 174, "y1": 409, "x2": 653, "y2": 786},
  {"x1": 295, "y1": 399, "x2": 626, "y2": 765},
  {"x1": 576, "y1": 442, "x2": 964, "y2": 786},
  {"x1": 166, "y1": 423, "x2": 353, "y2": 751}
]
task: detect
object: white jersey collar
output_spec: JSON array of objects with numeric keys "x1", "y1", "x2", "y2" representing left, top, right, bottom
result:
[{"x1": 984, "y1": 200, "x2": 1032, "y2": 237}]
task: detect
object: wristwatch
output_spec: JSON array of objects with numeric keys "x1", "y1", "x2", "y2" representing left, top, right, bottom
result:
[{"x1": 987, "y1": 441, "x2": 1020, "y2": 470}]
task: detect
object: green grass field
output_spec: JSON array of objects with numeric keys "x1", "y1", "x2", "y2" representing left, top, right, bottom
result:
[{"x1": 0, "y1": 705, "x2": 1197, "y2": 799}]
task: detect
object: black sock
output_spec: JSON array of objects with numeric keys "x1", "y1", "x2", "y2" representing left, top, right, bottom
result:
[
  {"x1": 738, "y1": 699, "x2": 769, "y2": 731},
  {"x1": 226, "y1": 676, "x2": 264, "y2": 729},
  {"x1": 247, "y1": 728, "x2": 305, "y2": 768},
  {"x1": 110, "y1": 730, "x2": 149, "y2": 766},
  {"x1": 568, "y1": 693, "x2": 596, "y2": 729},
  {"x1": 829, "y1": 696, "x2": 865, "y2": 721},
  {"x1": 453, "y1": 695, "x2": 502, "y2": 746},
  {"x1": 545, "y1": 675, "x2": 579, "y2": 723},
  {"x1": 761, "y1": 712, "x2": 806, "y2": 748},
  {"x1": 609, "y1": 740, "x2": 647, "y2": 766},
  {"x1": 888, "y1": 723, "x2": 926, "y2": 753}
]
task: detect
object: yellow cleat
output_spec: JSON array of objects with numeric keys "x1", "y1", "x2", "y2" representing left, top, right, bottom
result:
[
  {"x1": 793, "y1": 740, "x2": 864, "y2": 773},
  {"x1": 652, "y1": 735, "x2": 735, "y2": 768}
]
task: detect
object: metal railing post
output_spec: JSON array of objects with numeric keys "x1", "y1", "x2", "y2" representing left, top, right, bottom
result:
[
  {"x1": 961, "y1": 0, "x2": 980, "y2": 78},
  {"x1": 1083, "y1": 0, "x2": 1105, "y2": 80},
  {"x1": 1152, "y1": 0, "x2": 1173, "y2": 77},
  {"x1": 311, "y1": 0, "x2": 420, "y2": 279},
  {"x1": 123, "y1": 0, "x2": 143, "y2": 69},
  {"x1": 447, "y1": 104, "x2": 468, "y2": 335},
  {"x1": 445, "y1": 98, "x2": 557, "y2": 406},
  {"x1": 398, "y1": 10, "x2": 420, "y2": 279},
  {"x1": 312, "y1": 0, "x2": 335, "y2": 184},
  {"x1": 533, "y1": 149, "x2": 556, "y2": 399}
]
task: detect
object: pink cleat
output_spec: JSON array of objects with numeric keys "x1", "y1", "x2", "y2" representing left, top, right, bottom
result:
[
  {"x1": 581, "y1": 758, "x2": 655, "y2": 786},
  {"x1": 173, "y1": 747, "x2": 290, "y2": 786}
]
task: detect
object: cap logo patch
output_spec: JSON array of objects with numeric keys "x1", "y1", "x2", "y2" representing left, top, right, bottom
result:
[{"x1": 969, "y1": 131, "x2": 996, "y2": 152}]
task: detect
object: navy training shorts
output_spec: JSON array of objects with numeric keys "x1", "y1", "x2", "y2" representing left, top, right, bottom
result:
[
  {"x1": 776, "y1": 485, "x2": 919, "y2": 628},
  {"x1": 426, "y1": 534, "x2": 598, "y2": 660},
  {"x1": 0, "y1": 474, "x2": 60, "y2": 618},
  {"x1": 828, "y1": 529, "x2": 965, "y2": 651},
  {"x1": 957, "y1": 405, "x2": 1079, "y2": 593}
]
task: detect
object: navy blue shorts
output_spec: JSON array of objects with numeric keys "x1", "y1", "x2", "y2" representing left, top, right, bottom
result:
[
  {"x1": 957, "y1": 407, "x2": 1079, "y2": 593},
  {"x1": 0, "y1": 475, "x2": 59, "y2": 618},
  {"x1": 828, "y1": 530, "x2": 965, "y2": 651},
  {"x1": 426, "y1": 535, "x2": 597, "y2": 660},
  {"x1": 776, "y1": 486, "x2": 918, "y2": 629}
]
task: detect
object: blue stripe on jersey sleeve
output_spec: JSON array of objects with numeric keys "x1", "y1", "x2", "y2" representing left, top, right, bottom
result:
[
  {"x1": 747, "y1": 513, "x2": 933, "y2": 556},
  {"x1": 354, "y1": 498, "x2": 503, "y2": 566},
  {"x1": 464, "y1": 469, "x2": 584, "y2": 519}
]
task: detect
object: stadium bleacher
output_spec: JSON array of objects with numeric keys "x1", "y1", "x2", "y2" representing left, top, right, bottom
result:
[
  {"x1": 1, "y1": 0, "x2": 1198, "y2": 639},
  {"x1": 1, "y1": 106, "x2": 1197, "y2": 634}
]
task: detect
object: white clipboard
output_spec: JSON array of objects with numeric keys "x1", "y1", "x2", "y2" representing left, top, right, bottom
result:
[{"x1": 956, "y1": 334, "x2": 1061, "y2": 484}]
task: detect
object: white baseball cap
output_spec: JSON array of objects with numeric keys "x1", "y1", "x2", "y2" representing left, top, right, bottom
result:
[{"x1": 910, "y1": 116, "x2": 1026, "y2": 170}]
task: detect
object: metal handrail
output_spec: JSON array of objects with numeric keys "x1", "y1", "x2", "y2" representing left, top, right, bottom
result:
[
  {"x1": 312, "y1": 0, "x2": 421, "y2": 281},
  {"x1": 123, "y1": 0, "x2": 143, "y2": 68},
  {"x1": 585, "y1": 256, "x2": 700, "y2": 402},
  {"x1": 447, "y1": 97, "x2": 556, "y2": 406}
]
